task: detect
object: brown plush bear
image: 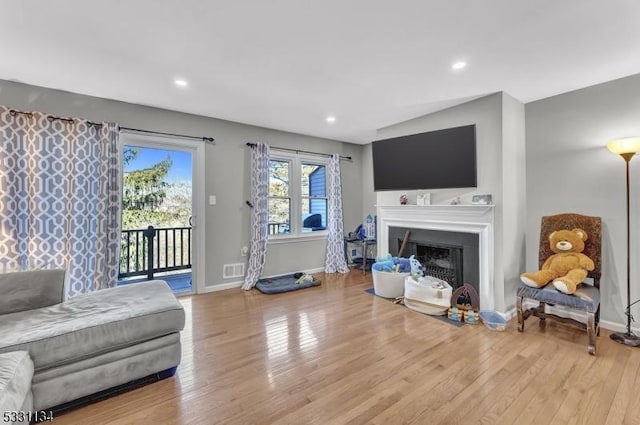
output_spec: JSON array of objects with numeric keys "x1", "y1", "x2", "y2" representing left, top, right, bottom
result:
[{"x1": 521, "y1": 228, "x2": 595, "y2": 295}]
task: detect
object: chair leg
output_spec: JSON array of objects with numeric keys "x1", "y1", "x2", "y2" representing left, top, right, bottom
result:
[
  {"x1": 587, "y1": 311, "x2": 596, "y2": 355},
  {"x1": 517, "y1": 296, "x2": 524, "y2": 332},
  {"x1": 537, "y1": 301, "x2": 546, "y2": 328}
]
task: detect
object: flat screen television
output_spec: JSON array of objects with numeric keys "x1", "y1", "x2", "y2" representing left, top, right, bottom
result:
[{"x1": 372, "y1": 124, "x2": 477, "y2": 191}]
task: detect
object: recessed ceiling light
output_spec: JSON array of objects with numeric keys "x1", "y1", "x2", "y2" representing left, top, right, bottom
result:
[
  {"x1": 451, "y1": 61, "x2": 467, "y2": 70},
  {"x1": 174, "y1": 79, "x2": 188, "y2": 87},
  {"x1": 326, "y1": 116, "x2": 336, "y2": 124}
]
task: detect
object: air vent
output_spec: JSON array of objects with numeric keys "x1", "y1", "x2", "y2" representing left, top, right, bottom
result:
[{"x1": 223, "y1": 263, "x2": 245, "y2": 279}]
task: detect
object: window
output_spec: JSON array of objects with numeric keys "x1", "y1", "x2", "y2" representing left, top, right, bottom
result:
[
  {"x1": 268, "y1": 159, "x2": 290, "y2": 235},
  {"x1": 268, "y1": 154, "x2": 328, "y2": 238},
  {"x1": 301, "y1": 163, "x2": 327, "y2": 232}
]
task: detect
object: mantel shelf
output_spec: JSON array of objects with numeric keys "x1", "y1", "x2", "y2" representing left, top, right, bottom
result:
[
  {"x1": 376, "y1": 204, "x2": 494, "y2": 218},
  {"x1": 375, "y1": 204, "x2": 494, "y2": 209}
]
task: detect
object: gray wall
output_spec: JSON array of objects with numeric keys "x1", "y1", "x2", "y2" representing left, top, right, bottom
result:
[
  {"x1": 373, "y1": 93, "x2": 504, "y2": 208},
  {"x1": 363, "y1": 92, "x2": 527, "y2": 312},
  {"x1": 525, "y1": 72, "x2": 640, "y2": 326},
  {"x1": 501, "y1": 93, "x2": 527, "y2": 310},
  {"x1": 0, "y1": 80, "x2": 364, "y2": 288},
  {"x1": 361, "y1": 143, "x2": 376, "y2": 219}
]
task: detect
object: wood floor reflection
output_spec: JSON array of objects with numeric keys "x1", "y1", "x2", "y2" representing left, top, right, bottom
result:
[{"x1": 52, "y1": 270, "x2": 640, "y2": 425}]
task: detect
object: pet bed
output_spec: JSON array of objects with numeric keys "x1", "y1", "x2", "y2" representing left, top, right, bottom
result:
[{"x1": 255, "y1": 273, "x2": 321, "y2": 294}]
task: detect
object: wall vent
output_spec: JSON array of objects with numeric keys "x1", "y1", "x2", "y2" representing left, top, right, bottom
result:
[{"x1": 223, "y1": 263, "x2": 245, "y2": 279}]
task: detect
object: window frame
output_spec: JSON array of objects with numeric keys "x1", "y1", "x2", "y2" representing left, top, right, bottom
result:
[
  {"x1": 267, "y1": 157, "x2": 292, "y2": 237},
  {"x1": 268, "y1": 151, "x2": 329, "y2": 243}
]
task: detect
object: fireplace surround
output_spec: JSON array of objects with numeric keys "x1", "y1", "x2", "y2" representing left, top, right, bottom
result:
[
  {"x1": 388, "y1": 226, "x2": 479, "y2": 293},
  {"x1": 377, "y1": 204, "x2": 495, "y2": 310}
]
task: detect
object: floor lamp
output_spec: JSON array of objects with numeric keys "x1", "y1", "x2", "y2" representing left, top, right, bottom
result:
[{"x1": 607, "y1": 137, "x2": 640, "y2": 347}]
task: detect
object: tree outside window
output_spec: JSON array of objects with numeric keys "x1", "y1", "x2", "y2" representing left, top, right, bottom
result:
[{"x1": 268, "y1": 159, "x2": 290, "y2": 234}]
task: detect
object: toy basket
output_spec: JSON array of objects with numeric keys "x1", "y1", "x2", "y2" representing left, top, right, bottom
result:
[
  {"x1": 372, "y1": 270, "x2": 409, "y2": 298},
  {"x1": 403, "y1": 275, "x2": 452, "y2": 316}
]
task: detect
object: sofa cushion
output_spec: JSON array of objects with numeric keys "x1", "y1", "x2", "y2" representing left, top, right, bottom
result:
[
  {"x1": 0, "y1": 269, "x2": 66, "y2": 315},
  {"x1": 0, "y1": 280, "x2": 185, "y2": 371},
  {"x1": 0, "y1": 351, "x2": 34, "y2": 414}
]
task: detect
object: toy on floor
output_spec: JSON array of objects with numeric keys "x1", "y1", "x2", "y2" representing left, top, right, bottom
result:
[
  {"x1": 447, "y1": 283, "x2": 480, "y2": 324},
  {"x1": 293, "y1": 272, "x2": 314, "y2": 284}
]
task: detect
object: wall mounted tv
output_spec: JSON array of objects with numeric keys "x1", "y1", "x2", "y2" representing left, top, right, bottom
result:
[{"x1": 372, "y1": 124, "x2": 477, "y2": 191}]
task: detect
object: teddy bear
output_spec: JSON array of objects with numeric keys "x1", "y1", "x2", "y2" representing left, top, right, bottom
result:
[{"x1": 520, "y1": 228, "x2": 594, "y2": 295}]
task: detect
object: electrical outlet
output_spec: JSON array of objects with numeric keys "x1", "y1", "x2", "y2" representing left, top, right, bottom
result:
[{"x1": 241, "y1": 246, "x2": 249, "y2": 256}]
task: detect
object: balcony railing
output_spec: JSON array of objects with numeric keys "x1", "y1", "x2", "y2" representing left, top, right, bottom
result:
[
  {"x1": 268, "y1": 222, "x2": 288, "y2": 235},
  {"x1": 119, "y1": 225, "x2": 192, "y2": 280}
]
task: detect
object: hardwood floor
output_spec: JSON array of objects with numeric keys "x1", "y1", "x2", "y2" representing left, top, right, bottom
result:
[{"x1": 53, "y1": 271, "x2": 640, "y2": 425}]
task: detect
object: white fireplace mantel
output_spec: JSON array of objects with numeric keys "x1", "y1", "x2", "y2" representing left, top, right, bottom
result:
[{"x1": 376, "y1": 204, "x2": 495, "y2": 310}]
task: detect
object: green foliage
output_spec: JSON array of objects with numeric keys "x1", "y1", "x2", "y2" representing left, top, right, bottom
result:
[
  {"x1": 123, "y1": 147, "x2": 139, "y2": 166},
  {"x1": 123, "y1": 158, "x2": 172, "y2": 210},
  {"x1": 268, "y1": 159, "x2": 290, "y2": 225},
  {"x1": 120, "y1": 149, "x2": 193, "y2": 275},
  {"x1": 122, "y1": 210, "x2": 184, "y2": 230},
  {"x1": 121, "y1": 153, "x2": 191, "y2": 231},
  {"x1": 269, "y1": 160, "x2": 289, "y2": 197}
]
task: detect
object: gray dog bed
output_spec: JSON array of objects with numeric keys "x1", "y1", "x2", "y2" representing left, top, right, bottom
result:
[{"x1": 255, "y1": 273, "x2": 321, "y2": 294}]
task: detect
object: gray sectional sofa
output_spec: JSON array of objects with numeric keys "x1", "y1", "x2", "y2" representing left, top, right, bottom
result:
[{"x1": 0, "y1": 269, "x2": 185, "y2": 417}]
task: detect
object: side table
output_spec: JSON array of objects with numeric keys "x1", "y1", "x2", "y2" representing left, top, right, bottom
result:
[{"x1": 344, "y1": 237, "x2": 377, "y2": 274}]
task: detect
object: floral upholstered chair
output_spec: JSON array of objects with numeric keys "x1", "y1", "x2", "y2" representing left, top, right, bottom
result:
[{"x1": 516, "y1": 213, "x2": 602, "y2": 355}]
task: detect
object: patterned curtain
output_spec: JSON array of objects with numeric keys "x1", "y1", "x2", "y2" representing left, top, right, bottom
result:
[
  {"x1": 325, "y1": 153, "x2": 349, "y2": 273},
  {"x1": 0, "y1": 106, "x2": 121, "y2": 297},
  {"x1": 242, "y1": 142, "x2": 270, "y2": 290}
]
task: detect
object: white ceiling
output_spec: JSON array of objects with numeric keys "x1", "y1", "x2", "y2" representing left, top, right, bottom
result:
[{"x1": 1, "y1": 1, "x2": 639, "y2": 144}]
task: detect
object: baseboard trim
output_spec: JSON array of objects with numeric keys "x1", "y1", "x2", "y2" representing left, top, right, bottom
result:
[
  {"x1": 201, "y1": 280, "x2": 244, "y2": 293},
  {"x1": 201, "y1": 267, "x2": 326, "y2": 293}
]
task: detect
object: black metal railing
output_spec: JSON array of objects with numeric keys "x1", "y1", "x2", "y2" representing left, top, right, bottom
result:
[
  {"x1": 268, "y1": 222, "x2": 288, "y2": 235},
  {"x1": 119, "y1": 225, "x2": 192, "y2": 280}
]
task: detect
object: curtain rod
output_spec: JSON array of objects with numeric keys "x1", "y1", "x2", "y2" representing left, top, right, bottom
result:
[
  {"x1": 10, "y1": 108, "x2": 87, "y2": 125},
  {"x1": 119, "y1": 127, "x2": 215, "y2": 144},
  {"x1": 8, "y1": 109, "x2": 215, "y2": 144},
  {"x1": 245, "y1": 142, "x2": 352, "y2": 161}
]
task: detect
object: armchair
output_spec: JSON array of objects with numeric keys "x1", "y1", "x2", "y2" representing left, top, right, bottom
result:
[{"x1": 516, "y1": 213, "x2": 601, "y2": 355}]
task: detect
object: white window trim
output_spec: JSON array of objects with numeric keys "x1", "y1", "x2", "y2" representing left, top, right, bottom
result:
[{"x1": 268, "y1": 151, "x2": 329, "y2": 242}]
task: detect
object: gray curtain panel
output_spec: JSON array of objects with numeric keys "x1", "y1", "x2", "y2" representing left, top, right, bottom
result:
[
  {"x1": 0, "y1": 106, "x2": 121, "y2": 297},
  {"x1": 242, "y1": 142, "x2": 270, "y2": 290},
  {"x1": 324, "y1": 153, "x2": 349, "y2": 273}
]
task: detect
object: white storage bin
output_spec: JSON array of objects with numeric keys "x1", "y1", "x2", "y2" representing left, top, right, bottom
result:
[
  {"x1": 372, "y1": 270, "x2": 410, "y2": 298},
  {"x1": 479, "y1": 310, "x2": 507, "y2": 331},
  {"x1": 404, "y1": 275, "x2": 452, "y2": 316}
]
